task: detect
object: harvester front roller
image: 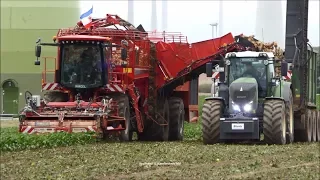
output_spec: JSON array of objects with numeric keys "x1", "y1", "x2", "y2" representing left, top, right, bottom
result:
[
  {"x1": 202, "y1": 100, "x2": 222, "y2": 145},
  {"x1": 263, "y1": 100, "x2": 287, "y2": 145},
  {"x1": 168, "y1": 97, "x2": 185, "y2": 141}
]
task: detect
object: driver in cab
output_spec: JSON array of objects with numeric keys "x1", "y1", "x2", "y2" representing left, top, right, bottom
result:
[{"x1": 242, "y1": 63, "x2": 260, "y2": 82}]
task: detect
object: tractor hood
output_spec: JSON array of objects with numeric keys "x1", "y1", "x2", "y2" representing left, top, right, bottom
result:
[{"x1": 229, "y1": 77, "x2": 258, "y2": 113}]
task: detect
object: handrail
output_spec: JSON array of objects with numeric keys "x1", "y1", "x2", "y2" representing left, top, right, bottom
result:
[{"x1": 41, "y1": 57, "x2": 57, "y2": 84}]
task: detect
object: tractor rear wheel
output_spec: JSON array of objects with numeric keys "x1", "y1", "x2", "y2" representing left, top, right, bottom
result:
[
  {"x1": 43, "y1": 91, "x2": 68, "y2": 102},
  {"x1": 168, "y1": 97, "x2": 185, "y2": 141},
  {"x1": 263, "y1": 100, "x2": 286, "y2": 145},
  {"x1": 311, "y1": 111, "x2": 317, "y2": 142},
  {"x1": 285, "y1": 91, "x2": 294, "y2": 143},
  {"x1": 117, "y1": 94, "x2": 133, "y2": 142},
  {"x1": 317, "y1": 111, "x2": 320, "y2": 142},
  {"x1": 202, "y1": 100, "x2": 222, "y2": 145}
]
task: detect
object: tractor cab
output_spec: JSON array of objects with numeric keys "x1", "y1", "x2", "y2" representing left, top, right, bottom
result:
[{"x1": 206, "y1": 51, "x2": 278, "y2": 115}]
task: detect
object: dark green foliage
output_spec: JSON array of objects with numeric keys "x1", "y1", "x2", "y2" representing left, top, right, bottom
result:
[{"x1": 0, "y1": 127, "x2": 95, "y2": 152}]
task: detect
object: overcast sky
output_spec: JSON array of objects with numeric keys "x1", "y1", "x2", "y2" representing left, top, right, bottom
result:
[{"x1": 80, "y1": 1, "x2": 319, "y2": 46}]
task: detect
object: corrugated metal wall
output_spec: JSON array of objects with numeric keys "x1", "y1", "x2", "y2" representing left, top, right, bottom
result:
[{"x1": 1, "y1": 1, "x2": 80, "y2": 113}]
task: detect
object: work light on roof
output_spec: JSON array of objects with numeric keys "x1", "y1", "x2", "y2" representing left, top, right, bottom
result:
[
  {"x1": 264, "y1": 60, "x2": 269, "y2": 65},
  {"x1": 258, "y1": 53, "x2": 268, "y2": 57},
  {"x1": 225, "y1": 59, "x2": 231, "y2": 65}
]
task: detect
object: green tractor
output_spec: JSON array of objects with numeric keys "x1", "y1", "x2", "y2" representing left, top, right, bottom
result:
[{"x1": 202, "y1": 51, "x2": 293, "y2": 145}]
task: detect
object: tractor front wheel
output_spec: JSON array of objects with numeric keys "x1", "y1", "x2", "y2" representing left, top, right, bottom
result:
[
  {"x1": 117, "y1": 94, "x2": 133, "y2": 142},
  {"x1": 263, "y1": 100, "x2": 286, "y2": 145},
  {"x1": 202, "y1": 100, "x2": 222, "y2": 145}
]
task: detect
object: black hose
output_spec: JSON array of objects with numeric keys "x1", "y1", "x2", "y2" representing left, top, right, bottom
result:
[{"x1": 25, "y1": 91, "x2": 33, "y2": 104}]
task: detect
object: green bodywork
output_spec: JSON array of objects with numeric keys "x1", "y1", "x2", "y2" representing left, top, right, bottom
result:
[
  {"x1": 229, "y1": 77, "x2": 258, "y2": 112},
  {"x1": 0, "y1": 1, "x2": 80, "y2": 113},
  {"x1": 284, "y1": 48, "x2": 319, "y2": 109}
]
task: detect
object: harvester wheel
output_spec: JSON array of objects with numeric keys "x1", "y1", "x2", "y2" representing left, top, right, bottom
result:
[
  {"x1": 263, "y1": 100, "x2": 286, "y2": 145},
  {"x1": 168, "y1": 97, "x2": 185, "y2": 141},
  {"x1": 117, "y1": 95, "x2": 133, "y2": 141},
  {"x1": 317, "y1": 111, "x2": 320, "y2": 142},
  {"x1": 43, "y1": 91, "x2": 68, "y2": 102},
  {"x1": 285, "y1": 91, "x2": 294, "y2": 143},
  {"x1": 311, "y1": 111, "x2": 317, "y2": 142},
  {"x1": 202, "y1": 100, "x2": 222, "y2": 145},
  {"x1": 138, "y1": 98, "x2": 170, "y2": 141}
]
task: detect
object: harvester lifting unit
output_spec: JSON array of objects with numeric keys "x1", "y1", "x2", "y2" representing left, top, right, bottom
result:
[
  {"x1": 202, "y1": 0, "x2": 319, "y2": 144},
  {"x1": 19, "y1": 14, "x2": 238, "y2": 141}
]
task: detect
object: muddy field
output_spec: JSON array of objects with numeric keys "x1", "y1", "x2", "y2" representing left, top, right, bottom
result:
[{"x1": 1, "y1": 96, "x2": 319, "y2": 180}]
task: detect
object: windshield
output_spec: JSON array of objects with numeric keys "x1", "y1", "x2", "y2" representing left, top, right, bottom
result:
[
  {"x1": 229, "y1": 57, "x2": 266, "y2": 84},
  {"x1": 61, "y1": 43, "x2": 104, "y2": 88}
]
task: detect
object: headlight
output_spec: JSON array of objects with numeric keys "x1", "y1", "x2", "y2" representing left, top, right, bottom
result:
[
  {"x1": 243, "y1": 101, "x2": 253, "y2": 112},
  {"x1": 232, "y1": 104, "x2": 240, "y2": 111},
  {"x1": 232, "y1": 101, "x2": 241, "y2": 112},
  {"x1": 232, "y1": 101, "x2": 253, "y2": 112}
]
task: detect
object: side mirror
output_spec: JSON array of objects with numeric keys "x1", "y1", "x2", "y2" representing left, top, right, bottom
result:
[
  {"x1": 34, "y1": 60, "x2": 40, "y2": 65},
  {"x1": 206, "y1": 62, "x2": 212, "y2": 77},
  {"x1": 281, "y1": 61, "x2": 288, "y2": 76},
  {"x1": 121, "y1": 48, "x2": 128, "y2": 60},
  {"x1": 35, "y1": 45, "x2": 41, "y2": 57},
  {"x1": 271, "y1": 77, "x2": 281, "y2": 86}
]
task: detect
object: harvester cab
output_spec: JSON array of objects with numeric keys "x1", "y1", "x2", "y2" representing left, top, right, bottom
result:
[
  {"x1": 34, "y1": 36, "x2": 126, "y2": 92},
  {"x1": 203, "y1": 51, "x2": 292, "y2": 144},
  {"x1": 19, "y1": 35, "x2": 131, "y2": 135}
]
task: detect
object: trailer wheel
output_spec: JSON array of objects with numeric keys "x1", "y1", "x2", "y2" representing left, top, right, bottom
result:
[
  {"x1": 202, "y1": 100, "x2": 222, "y2": 145},
  {"x1": 311, "y1": 111, "x2": 317, "y2": 142},
  {"x1": 295, "y1": 110, "x2": 312, "y2": 142},
  {"x1": 168, "y1": 97, "x2": 185, "y2": 141},
  {"x1": 117, "y1": 95, "x2": 133, "y2": 141},
  {"x1": 285, "y1": 91, "x2": 294, "y2": 143},
  {"x1": 43, "y1": 91, "x2": 68, "y2": 102},
  {"x1": 263, "y1": 100, "x2": 286, "y2": 145},
  {"x1": 306, "y1": 110, "x2": 312, "y2": 142},
  {"x1": 317, "y1": 111, "x2": 320, "y2": 142}
]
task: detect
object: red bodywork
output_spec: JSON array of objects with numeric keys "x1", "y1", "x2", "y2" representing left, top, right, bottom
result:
[{"x1": 19, "y1": 14, "x2": 240, "y2": 135}]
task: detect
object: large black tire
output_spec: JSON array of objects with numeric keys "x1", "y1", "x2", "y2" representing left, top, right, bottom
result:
[
  {"x1": 168, "y1": 97, "x2": 185, "y2": 141},
  {"x1": 202, "y1": 100, "x2": 222, "y2": 145},
  {"x1": 317, "y1": 111, "x2": 320, "y2": 142},
  {"x1": 43, "y1": 91, "x2": 68, "y2": 102},
  {"x1": 263, "y1": 100, "x2": 286, "y2": 145},
  {"x1": 285, "y1": 91, "x2": 294, "y2": 143},
  {"x1": 116, "y1": 94, "x2": 133, "y2": 142},
  {"x1": 311, "y1": 111, "x2": 317, "y2": 142},
  {"x1": 139, "y1": 98, "x2": 170, "y2": 141},
  {"x1": 295, "y1": 110, "x2": 312, "y2": 142}
]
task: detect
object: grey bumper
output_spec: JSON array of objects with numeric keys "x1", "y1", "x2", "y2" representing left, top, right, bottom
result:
[{"x1": 220, "y1": 117, "x2": 260, "y2": 140}]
